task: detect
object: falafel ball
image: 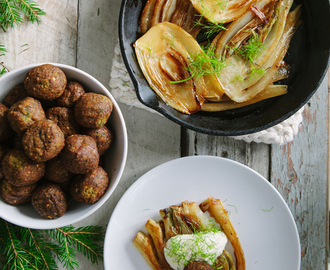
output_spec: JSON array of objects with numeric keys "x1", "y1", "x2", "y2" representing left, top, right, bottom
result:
[
  {"x1": 46, "y1": 107, "x2": 79, "y2": 137},
  {"x1": 0, "y1": 103, "x2": 12, "y2": 141},
  {"x1": 61, "y1": 134, "x2": 99, "y2": 174},
  {"x1": 57, "y1": 81, "x2": 85, "y2": 108},
  {"x1": 70, "y1": 166, "x2": 109, "y2": 204},
  {"x1": 4, "y1": 83, "x2": 28, "y2": 107},
  {"x1": 0, "y1": 144, "x2": 10, "y2": 180},
  {"x1": 84, "y1": 125, "x2": 113, "y2": 155},
  {"x1": 45, "y1": 156, "x2": 73, "y2": 183},
  {"x1": 0, "y1": 179, "x2": 37, "y2": 205},
  {"x1": 74, "y1": 93, "x2": 113, "y2": 128},
  {"x1": 184, "y1": 261, "x2": 214, "y2": 270},
  {"x1": 22, "y1": 119, "x2": 65, "y2": 162},
  {"x1": 31, "y1": 182, "x2": 68, "y2": 219},
  {"x1": 1, "y1": 148, "x2": 45, "y2": 187},
  {"x1": 7, "y1": 97, "x2": 46, "y2": 134},
  {"x1": 24, "y1": 64, "x2": 67, "y2": 100}
]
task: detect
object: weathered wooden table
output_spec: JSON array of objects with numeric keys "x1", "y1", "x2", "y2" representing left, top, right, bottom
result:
[{"x1": 1, "y1": 0, "x2": 329, "y2": 269}]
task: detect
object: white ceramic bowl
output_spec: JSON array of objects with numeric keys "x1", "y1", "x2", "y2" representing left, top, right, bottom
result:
[{"x1": 0, "y1": 63, "x2": 128, "y2": 229}]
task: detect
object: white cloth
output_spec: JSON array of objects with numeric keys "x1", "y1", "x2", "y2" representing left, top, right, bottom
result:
[{"x1": 109, "y1": 44, "x2": 304, "y2": 145}]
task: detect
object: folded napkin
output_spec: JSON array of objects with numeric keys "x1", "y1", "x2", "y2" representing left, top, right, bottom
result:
[{"x1": 109, "y1": 44, "x2": 304, "y2": 145}]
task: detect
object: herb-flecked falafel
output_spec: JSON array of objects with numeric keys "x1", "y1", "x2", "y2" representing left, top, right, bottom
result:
[
  {"x1": 1, "y1": 148, "x2": 45, "y2": 187},
  {"x1": 4, "y1": 83, "x2": 28, "y2": 107},
  {"x1": 0, "y1": 179, "x2": 37, "y2": 205},
  {"x1": 46, "y1": 107, "x2": 79, "y2": 137},
  {"x1": 45, "y1": 156, "x2": 74, "y2": 184},
  {"x1": 184, "y1": 261, "x2": 214, "y2": 270},
  {"x1": 57, "y1": 81, "x2": 85, "y2": 108},
  {"x1": 24, "y1": 64, "x2": 67, "y2": 100},
  {"x1": 74, "y1": 93, "x2": 113, "y2": 128},
  {"x1": 70, "y1": 166, "x2": 109, "y2": 204},
  {"x1": 7, "y1": 97, "x2": 46, "y2": 134},
  {"x1": 84, "y1": 125, "x2": 113, "y2": 155},
  {"x1": 0, "y1": 103, "x2": 13, "y2": 141},
  {"x1": 22, "y1": 119, "x2": 65, "y2": 162},
  {"x1": 61, "y1": 134, "x2": 99, "y2": 174},
  {"x1": 31, "y1": 182, "x2": 68, "y2": 219}
]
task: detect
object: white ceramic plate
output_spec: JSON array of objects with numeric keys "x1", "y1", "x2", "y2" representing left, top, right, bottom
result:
[{"x1": 104, "y1": 156, "x2": 300, "y2": 270}]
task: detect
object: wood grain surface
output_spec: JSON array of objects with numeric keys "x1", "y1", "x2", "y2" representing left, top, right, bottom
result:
[{"x1": 0, "y1": 0, "x2": 328, "y2": 269}]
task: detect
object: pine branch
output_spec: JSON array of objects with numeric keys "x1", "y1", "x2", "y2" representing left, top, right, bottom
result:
[
  {"x1": 0, "y1": 219, "x2": 105, "y2": 270},
  {"x1": 19, "y1": 227, "x2": 59, "y2": 270},
  {"x1": 0, "y1": 1, "x2": 45, "y2": 76},
  {"x1": 0, "y1": 219, "x2": 38, "y2": 270},
  {"x1": 63, "y1": 226, "x2": 104, "y2": 264},
  {"x1": 46, "y1": 226, "x2": 79, "y2": 270},
  {"x1": 0, "y1": 0, "x2": 22, "y2": 31},
  {"x1": 0, "y1": 0, "x2": 45, "y2": 31},
  {"x1": 18, "y1": 0, "x2": 46, "y2": 24}
]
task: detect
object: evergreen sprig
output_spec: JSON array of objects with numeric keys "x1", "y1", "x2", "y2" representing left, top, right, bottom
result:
[
  {"x1": 0, "y1": 218, "x2": 105, "y2": 270},
  {"x1": 0, "y1": 1, "x2": 45, "y2": 76},
  {"x1": 0, "y1": 0, "x2": 45, "y2": 31}
]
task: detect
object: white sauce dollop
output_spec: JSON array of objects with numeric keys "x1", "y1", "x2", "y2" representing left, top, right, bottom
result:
[{"x1": 164, "y1": 231, "x2": 228, "y2": 270}]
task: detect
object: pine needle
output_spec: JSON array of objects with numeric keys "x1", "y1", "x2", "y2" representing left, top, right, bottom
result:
[{"x1": 0, "y1": 43, "x2": 7, "y2": 56}]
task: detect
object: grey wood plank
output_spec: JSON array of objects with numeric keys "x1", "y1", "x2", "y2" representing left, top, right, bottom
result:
[
  {"x1": 75, "y1": 0, "x2": 181, "y2": 221},
  {"x1": 182, "y1": 130, "x2": 270, "y2": 179},
  {"x1": 271, "y1": 75, "x2": 329, "y2": 270},
  {"x1": 74, "y1": 0, "x2": 182, "y2": 268},
  {"x1": 1, "y1": 0, "x2": 78, "y2": 68}
]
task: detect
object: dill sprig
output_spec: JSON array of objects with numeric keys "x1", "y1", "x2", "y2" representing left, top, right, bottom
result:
[
  {"x1": 194, "y1": 16, "x2": 227, "y2": 39},
  {"x1": 0, "y1": 218, "x2": 105, "y2": 270},
  {"x1": 230, "y1": 31, "x2": 265, "y2": 64},
  {"x1": 170, "y1": 44, "x2": 226, "y2": 84},
  {"x1": 229, "y1": 32, "x2": 266, "y2": 78},
  {"x1": 0, "y1": 0, "x2": 45, "y2": 31}
]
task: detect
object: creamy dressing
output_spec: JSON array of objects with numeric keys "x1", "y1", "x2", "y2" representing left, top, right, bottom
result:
[{"x1": 164, "y1": 231, "x2": 228, "y2": 270}]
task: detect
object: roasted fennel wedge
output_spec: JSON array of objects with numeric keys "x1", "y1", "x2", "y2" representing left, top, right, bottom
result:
[
  {"x1": 202, "y1": 84, "x2": 287, "y2": 112},
  {"x1": 140, "y1": 0, "x2": 202, "y2": 38},
  {"x1": 190, "y1": 0, "x2": 256, "y2": 24},
  {"x1": 212, "y1": 1, "x2": 301, "y2": 103},
  {"x1": 134, "y1": 22, "x2": 224, "y2": 114}
]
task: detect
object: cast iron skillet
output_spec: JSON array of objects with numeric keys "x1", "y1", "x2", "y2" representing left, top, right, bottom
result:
[{"x1": 119, "y1": 0, "x2": 330, "y2": 136}]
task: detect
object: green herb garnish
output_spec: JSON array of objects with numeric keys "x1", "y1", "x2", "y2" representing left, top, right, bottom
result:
[
  {"x1": 170, "y1": 44, "x2": 226, "y2": 84},
  {"x1": 229, "y1": 31, "x2": 266, "y2": 79},
  {"x1": 194, "y1": 15, "x2": 227, "y2": 39},
  {"x1": 260, "y1": 206, "x2": 274, "y2": 212},
  {"x1": 237, "y1": 32, "x2": 264, "y2": 63}
]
